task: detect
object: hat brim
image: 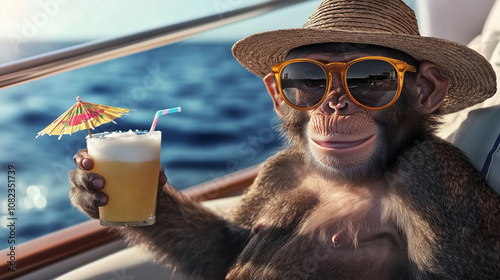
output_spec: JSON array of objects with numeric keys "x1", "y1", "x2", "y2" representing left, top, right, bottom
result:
[{"x1": 232, "y1": 28, "x2": 497, "y2": 114}]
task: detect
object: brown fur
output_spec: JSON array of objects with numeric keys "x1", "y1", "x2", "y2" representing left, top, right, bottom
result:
[
  {"x1": 70, "y1": 139, "x2": 500, "y2": 279},
  {"x1": 69, "y1": 44, "x2": 500, "y2": 279}
]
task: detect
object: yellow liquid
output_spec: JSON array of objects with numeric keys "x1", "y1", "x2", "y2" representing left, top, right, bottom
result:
[{"x1": 93, "y1": 159, "x2": 160, "y2": 223}]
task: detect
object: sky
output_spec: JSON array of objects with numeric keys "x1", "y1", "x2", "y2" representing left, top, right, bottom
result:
[
  {"x1": 0, "y1": 0, "x2": 320, "y2": 63},
  {"x1": 0, "y1": 0, "x2": 320, "y2": 42},
  {"x1": 0, "y1": 0, "x2": 495, "y2": 63}
]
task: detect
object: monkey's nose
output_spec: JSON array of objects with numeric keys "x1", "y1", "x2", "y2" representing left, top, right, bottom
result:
[
  {"x1": 328, "y1": 97, "x2": 348, "y2": 111},
  {"x1": 321, "y1": 91, "x2": 351, "y2": 114}
]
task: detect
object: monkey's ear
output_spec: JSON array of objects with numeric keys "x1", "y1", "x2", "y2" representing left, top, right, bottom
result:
[
  {"x1": 263, "y1": 74, "x2": 285, "y2": 118},
  {"x1": 415, "y1": 61, "x2": 450, "y2": 114}
]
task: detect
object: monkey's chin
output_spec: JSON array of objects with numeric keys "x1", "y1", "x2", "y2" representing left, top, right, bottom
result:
[{"x1": 307, "y1": 134, "x2": 381, "y2": 181}]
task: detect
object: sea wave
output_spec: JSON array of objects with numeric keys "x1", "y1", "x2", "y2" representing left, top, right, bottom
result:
[{"x1": 0, "y1": 42, "x2": 282, "y2": 248}]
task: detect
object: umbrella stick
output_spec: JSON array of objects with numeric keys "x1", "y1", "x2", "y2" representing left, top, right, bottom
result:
[{"x1": 83, "y1": 119, "x2": 93, "y2": 138}]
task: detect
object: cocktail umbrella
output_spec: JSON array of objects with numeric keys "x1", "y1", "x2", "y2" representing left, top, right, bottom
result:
[{"x1": 36, "y1": 96, "x2": 132, "y2": 140}]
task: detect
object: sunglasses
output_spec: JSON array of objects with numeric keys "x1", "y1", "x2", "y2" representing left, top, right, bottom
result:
[{"x1": 272, "y1": 56, "x2": 417, "y2": 110}]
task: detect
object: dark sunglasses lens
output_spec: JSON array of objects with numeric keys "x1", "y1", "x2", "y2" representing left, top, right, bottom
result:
[
  {"x1": 280, "y1": 62, "x2": 327, "y2": 108},
  {"x1": 346, "y1": 60, "x2": 399, "y2": 108}
]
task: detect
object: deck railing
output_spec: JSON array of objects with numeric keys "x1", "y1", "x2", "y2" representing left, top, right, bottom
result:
[{"x1": 0, "y1": 0, "x2": 306, "y2": 90}]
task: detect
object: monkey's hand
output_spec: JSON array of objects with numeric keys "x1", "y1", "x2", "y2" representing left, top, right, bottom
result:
[
  {"x1": 69, "y1": 149, "x2": 249, "y2": 279},
  {"x1": 68, "y1": 148, "x2": 167, "y2": 219}
]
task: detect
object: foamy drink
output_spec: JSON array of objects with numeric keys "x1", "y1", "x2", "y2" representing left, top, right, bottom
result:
[{"x1": 86, "y1": 130, "x2": 161, "y2": 226}]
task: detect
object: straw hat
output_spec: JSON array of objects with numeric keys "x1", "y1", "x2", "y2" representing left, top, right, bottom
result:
[{"x1": 232, "y1": 0, "x2": 497, "y2": 114}]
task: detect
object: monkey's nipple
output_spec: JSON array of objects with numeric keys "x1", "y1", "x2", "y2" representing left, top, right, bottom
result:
[
  {"x1": 332, "y1": 232, "x2": 347, "y2": 246},
  {"x1": 252, "y1": 223, "x2": 265, "y2": 234}
]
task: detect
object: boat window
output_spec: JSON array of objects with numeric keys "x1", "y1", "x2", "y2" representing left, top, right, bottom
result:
[{"x1": 0, "y1": 0, "x2": 417, "y2": 249}]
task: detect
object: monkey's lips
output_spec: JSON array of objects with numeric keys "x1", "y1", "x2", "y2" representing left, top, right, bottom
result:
[
  {"x1": 308, "y1": 134, "x2": 377, "y2": 168},
  {"x1": 310, "y1": 135, "x2": 376, "y2": 151}
]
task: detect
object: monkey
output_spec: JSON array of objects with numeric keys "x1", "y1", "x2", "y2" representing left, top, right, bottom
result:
[{"x1": 70, "y1": 42, "x2": 500, "y2": 280}]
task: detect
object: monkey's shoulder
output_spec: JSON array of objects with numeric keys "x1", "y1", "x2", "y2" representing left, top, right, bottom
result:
[
  {"x1": 395, "y1": 136, "x2": 482, "y2": 180},
  {"x1": 391, "y1": 136, "x2": 500, "y2": 240},
  {"x1": 389, "y1": 136, "x2": 500, "y2": 213}
]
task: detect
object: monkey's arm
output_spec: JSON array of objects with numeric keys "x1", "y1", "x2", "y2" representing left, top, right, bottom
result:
[
  {"x1": 119, "y1": 184, "x2": 251, "y2": 279},
  {"x1": 389, "y1": 138, "x2": 500, "y2": 279}
]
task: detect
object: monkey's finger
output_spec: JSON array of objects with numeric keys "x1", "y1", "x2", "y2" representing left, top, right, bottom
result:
[
  {"x1": 159, "y1": 166, "x2": 167, "y2": 187},
  {"x1": 69, "y1": 167, "x2": 106, "y2": 191},
  {"x1": 69, "y1": 168, "x2": 107, "y2": 219},
  {"x1": 73, "y1": 148, "x2": 94, "y2": 171},
  {"x1": 69, "y1": 183, "x2": 104, "y2": 219}
]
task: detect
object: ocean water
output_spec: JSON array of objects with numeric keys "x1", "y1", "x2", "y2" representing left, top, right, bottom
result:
[{"x1": 0, "y1": 42, "x2": 283, "y2": 249}]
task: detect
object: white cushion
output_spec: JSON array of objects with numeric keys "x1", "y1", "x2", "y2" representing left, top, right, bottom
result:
[{"x1": 438, "y1": 0, "x2": 500, "y2": 193}]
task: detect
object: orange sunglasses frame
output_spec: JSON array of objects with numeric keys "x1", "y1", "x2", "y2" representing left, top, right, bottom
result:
[{"x1": 272, "y1": 56, "x2": 417, "y2": 110}]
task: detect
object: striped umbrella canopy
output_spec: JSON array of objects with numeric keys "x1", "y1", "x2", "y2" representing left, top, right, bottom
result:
[{"x1": 36, "y1": 96, "x2": 132, "y2": 140}]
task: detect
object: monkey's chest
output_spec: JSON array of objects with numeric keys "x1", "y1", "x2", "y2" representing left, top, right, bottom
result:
[
  {"x1": 261, "y1": 185, "x2": 401, "y2": 247},
  {"x1": 229, "y1": 188, "x2": 407, "y2": 279}
]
